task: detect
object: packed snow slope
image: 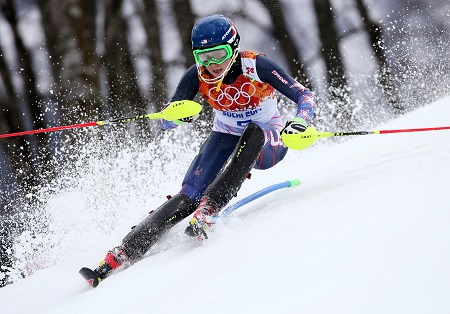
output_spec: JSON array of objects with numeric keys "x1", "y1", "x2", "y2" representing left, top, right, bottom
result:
[{"x1": 1, "y1": 95, "x2": 450, "y2": 314}]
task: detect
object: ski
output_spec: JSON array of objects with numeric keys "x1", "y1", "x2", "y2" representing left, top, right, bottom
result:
[
  {"x1": 80, "y1": 179, "x2": 300, "y2": 288},
  {"x1": 79, "y1": 267, "x2": 101, "y2": 288},
  {"x1": 212, "y1": 178, "x2": 301, "y2": 223}
]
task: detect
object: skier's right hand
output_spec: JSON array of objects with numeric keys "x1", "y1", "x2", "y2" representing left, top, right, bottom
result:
[
  {"x1": 158, "y1": 102, "x2": 198, "y2": 130},
  {"x1": 174, "y1": 113, "x2": 199, "y2": 125}
]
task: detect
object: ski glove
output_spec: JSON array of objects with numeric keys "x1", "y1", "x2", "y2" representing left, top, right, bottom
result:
[
  {"x1": 173, "y1": 113, "x2": 199, "y2": 125},
  {"x1": 159, "y1": 102, "x2": 198, "y2": 130},
  {"x1": 281, "y1": 117, "x2": 308, "y2": 135}
]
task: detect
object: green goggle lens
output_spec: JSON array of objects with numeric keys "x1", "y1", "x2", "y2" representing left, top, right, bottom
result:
[{"x1": 193, "y1": 45, "x2": 233, "y2": 66}]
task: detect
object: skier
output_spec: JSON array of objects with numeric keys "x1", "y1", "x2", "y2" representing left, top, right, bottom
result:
[{"x1": 80, "y1": 14, "x2": 317, "y2": 287}]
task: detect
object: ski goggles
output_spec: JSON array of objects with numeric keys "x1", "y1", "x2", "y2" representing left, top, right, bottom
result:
[{"x1": 193, "y1": 44, "x2": 233, "y2": 66}]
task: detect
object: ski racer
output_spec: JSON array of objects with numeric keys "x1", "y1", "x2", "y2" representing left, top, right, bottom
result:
[{"x1": 81, "y1": 14, "x2": 317, "y2": 287}]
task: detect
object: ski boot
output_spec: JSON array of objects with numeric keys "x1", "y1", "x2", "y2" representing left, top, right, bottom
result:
[
  {"x1": 185, "y1": 197, "x2": 219, "y2": 241},
  {"x1": 79, "y1": 246, "x2": 129, "y2": 287}
]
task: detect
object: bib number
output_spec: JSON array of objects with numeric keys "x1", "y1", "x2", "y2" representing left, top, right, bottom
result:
[{"x1": 237, "y1": 119, "x2": 253, "y2": 127}]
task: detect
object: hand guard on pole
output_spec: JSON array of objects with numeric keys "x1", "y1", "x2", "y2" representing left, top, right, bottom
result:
[
  {"x1": 173, "y1": 113, "x2": 199, "y2": 125},
  {"x1": 281, "y1": 117, "x2": 318, "y2": 150},
  {"x1": 159, "y1": 102, "x2": 199, "y2": 130}
]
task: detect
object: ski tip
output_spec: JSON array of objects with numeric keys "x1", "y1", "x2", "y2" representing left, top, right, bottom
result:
[
  {"x1": 79, "y1": 267, "x2": 101, "y2": 288},
  {"x1": 288, "y1": 178, "x2": 301, "y2": 187}
]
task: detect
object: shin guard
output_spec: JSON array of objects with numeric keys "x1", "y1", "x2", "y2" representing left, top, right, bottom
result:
[
  {"x1": 122, "y1": 194, "x2": 196, "y2": 259},
  {"x1": 203, "y1": 123, "x2": 265, "y2": 209}
]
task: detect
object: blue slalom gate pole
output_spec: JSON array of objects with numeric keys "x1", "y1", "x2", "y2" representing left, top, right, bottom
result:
[{"x1": 213, "y1": 179, "x2": 301, "y2": 223}]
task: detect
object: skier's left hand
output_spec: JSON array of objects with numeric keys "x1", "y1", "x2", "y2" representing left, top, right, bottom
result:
[{"x1": 281, "y1": 117, "x2": 308, "y2": 135}]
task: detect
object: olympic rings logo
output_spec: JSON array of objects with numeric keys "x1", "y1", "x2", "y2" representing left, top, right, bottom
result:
[{"x1": 208, "y1": 82, "x2": 257, "y2": 108}]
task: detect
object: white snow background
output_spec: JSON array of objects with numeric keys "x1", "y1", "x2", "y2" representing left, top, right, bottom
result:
[{"x1": 1, "y1": 95, "x2": 449, "y2": 313}]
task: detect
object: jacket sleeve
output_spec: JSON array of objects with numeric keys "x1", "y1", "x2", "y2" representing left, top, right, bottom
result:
[
  {"x1": 255, "y1": 55, "x2": 317, "y2": 124},
  {"x1": 158, "y1": 65, "x2": 200, "y2": 130}
]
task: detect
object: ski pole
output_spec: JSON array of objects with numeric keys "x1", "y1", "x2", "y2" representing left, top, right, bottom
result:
[
  {"x1": 0, "y1": 100, "x2": 202, "y2": 139},
  {"x1": 282, "y1": 125, "x2": 450, "y2": 150},
  {"x1": 212, "y1": 178, "x2": 301, "y2": 224}
]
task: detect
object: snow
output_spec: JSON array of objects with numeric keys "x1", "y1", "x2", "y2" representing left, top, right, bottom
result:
[{"x1": 1, "y1": 95, "x2": 450, "y2": 313}]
